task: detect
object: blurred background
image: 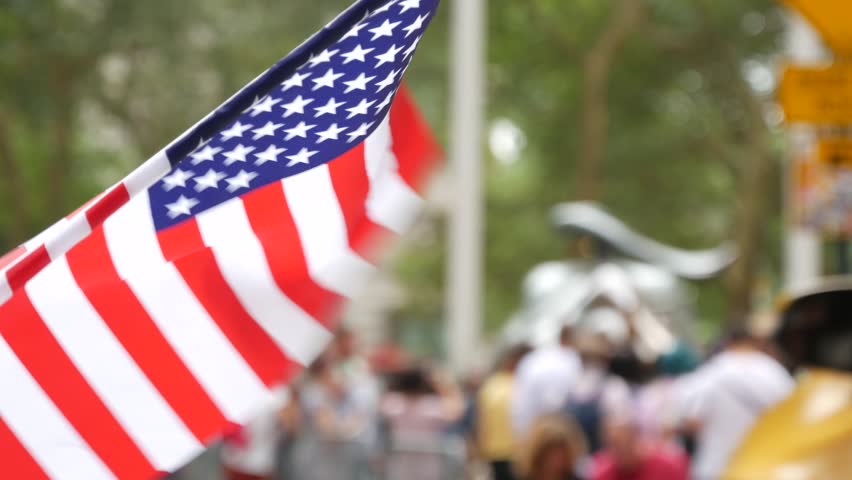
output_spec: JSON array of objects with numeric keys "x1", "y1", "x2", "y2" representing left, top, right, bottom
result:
[{"x1": 0, "y1": 0, "x2": 801, "y2": 351}]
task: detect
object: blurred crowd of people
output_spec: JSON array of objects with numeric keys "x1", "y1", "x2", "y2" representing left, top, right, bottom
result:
[{"x1": 208, "y1": 306, "x2": 794, "y2": 480}]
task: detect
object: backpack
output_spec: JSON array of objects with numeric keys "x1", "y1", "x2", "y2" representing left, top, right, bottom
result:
[{"x1": 564, "y1": 388, "x2": 604, "y2": 453}]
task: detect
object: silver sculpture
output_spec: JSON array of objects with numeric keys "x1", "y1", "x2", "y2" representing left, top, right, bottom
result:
[{"x1": 502, "y1": 202, "x2": 736, "y2": 359}]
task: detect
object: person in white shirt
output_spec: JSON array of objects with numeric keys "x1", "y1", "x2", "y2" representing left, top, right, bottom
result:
[
  {"x1": 677, "y1": 329, "x2": 793, "y2": 480},
  {"x1": 512, "y1": 325, "x2": 582, "y2": 437},
  {"x1": 220, "y1": 386, "x2": 294, "y2": 480}
]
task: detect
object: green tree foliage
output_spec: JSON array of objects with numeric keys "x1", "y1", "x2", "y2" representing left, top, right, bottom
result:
[
  {"x1": 0, "y1": 0, "x2": 353, "y2": 245},
  {"x1": 394, "y1": 0, "x2": 788, "y2": 337},
  {"x1": 0, "y1": 0, "x2": 788, "y2": 341}
]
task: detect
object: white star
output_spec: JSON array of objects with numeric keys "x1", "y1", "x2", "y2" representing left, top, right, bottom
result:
[
  {"x1": 374, "y1": 91, "x2": 395, "y2": 112},
  {"x1": 346, "y1": 122, "x2": 374, "y2": 142},
  {"x1": 225, "y1": 170, "x2": 259, "y2": 193},
  {"x1": 252, "y1": 121, "x2": 283, "y2": 140},
  {"x1": 312, "y1": 68, "x2": 344, "y2": 91},
  {"x1": 281, "y1": 71, "x2": 311, "y2": 92},
  {"x1": 283, "y1": 121, "x2": 317, "y2": 140},
  {"x1": 343, "y1": 73, "x2": 376, "y2": 93},
  {"x1": 375, "y1": 69, "x2": 400, "y2": 92},
  {"x1": 307, "y1": 49, "x2": 339, "y2": 68},
  {"x1": 248, "y1": 96, "x2": 281, "y2": 117},
  {"x1": 403, "y1": 14, "x2": 426, "y2": 37},
  {"x1": 162, "y1": 169, "x2": 194, "y2": 191},
  {"x1": 315, "y1": 123, "x2": 347, "y2": 143},
  {"x1": 403, "y1": 36, "x2": 421, "y2": 57},
  {"x1": 286, "y1": 147, "x2": 318, "y2": 167},
  {"x1": 375, "y1": 44, "x2": 404, "y2": 68},
  {"x1": 346, "y1": 99, "x2": 376, "y2": 119},
  {"x1": 223, "y1": 144, "x2": 256, "y2": 165},
  {"x1": 342, "y1": 21, "x2": 369, "y2": 40},
  {"x1": 368, "y1": 19, "x2": 401, "y2": 41},
  {"x1": 220, "y1": 121, "x2": 253, "y2": 141},
  {"x1": 166, "y1": 195, "x2": 199, "y2": 219},
  {"x1": 193, "y1": 169, "x2": 227, "y2": 192},
  {"x1": 191, "y1": 136, "x2": 210, "y2": 152},
  {"x1": 371, "y1": 1, "x2": 396, "y2": 15},
  {"x1": 314, "y1": 97, "x2": 346, "y2": 117},
  {"x1": 399, "y1": 0, "x2": 420, "y2": 13},
  {"x1": 190, "y1": 145, "x2": 222, "y2": 165},
  {"x1": 340, "y1": 44, "x2": 375, "y2": 64},
  {"x1": 280, "y1": 95, "x2": 314, "y2": 118},
  {"x1": 254, "y1": 144, "x2": 287, "y2": 165}
]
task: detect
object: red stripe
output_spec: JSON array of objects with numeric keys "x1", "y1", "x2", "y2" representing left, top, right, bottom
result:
[
  {"x1": 158, "y1": 219, "x2": 300, "y2": 386},
  {"x1": 326, "y1": 143, "x2": 395, "y2": 261},
  {"x1": 390, "y1": 85, "x2": 443, "y2": 192},
  {"x1": 66, "y1": 228, "x2": 226, "y2": 443},
  {"x1": 0, "y1": 246, "x2": 26, "y2": 270},
  {"x1": 0, "y1": 292, "x2": 156, "y2": 478},
  {"x1": 241, "y1": 182, "x2": 344, "y2": 327},
  {"x1": 0, "y1": 418, "x2": 49, "y2": 480},
  {"x1": 6, "y1": 245, "x2": 50, "y2": 292},
  {"x1": 85, "y1": 184, "x2": 130, "y2": 227}
]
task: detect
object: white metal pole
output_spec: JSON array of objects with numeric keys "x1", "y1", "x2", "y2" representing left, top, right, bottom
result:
[
  {"x1": 447, "y1": 0, "x2": 485, "y2": 372},
  {"x1": 784, "y1": 11, "x2": 825, "y2": 291},
  {"x1": 784, "y1": 11, "x2": 824, "y2": 289}
]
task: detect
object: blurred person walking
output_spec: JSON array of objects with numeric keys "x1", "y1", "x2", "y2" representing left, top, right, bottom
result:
[
  {"x1": 636, "y1": 343, "x2": 699, "y2": 450},
  {"x1": 221, "y1": 386, "x2": 294, "y2": 480},
  {"x1": 589, "y1": 414, "x2": 688, "y2": 480},
  {"x1": 676, "y1": 327, "x2": 793, "y2": 480},
  {"x1": 476, "y1": 343, "x2": 531, "y2": 480},
  {"x1": 512, "y1": 326, "x2": 582, "y2": 436},
  {"x1": 329, "y1": 328, "x2": 383, "y2": 473},
  {"x1": 514, "y1": 414, "x2": 586, "y2": 480},
  {"x1": 565, "y1": 332, "x2": 632, "y2": 454},
  {"x1": 289, "y1": 355, "x2": 368, "y2": 480},
  {"x1": 379, "y1": 365, "x2": 465, "y2": 480}
]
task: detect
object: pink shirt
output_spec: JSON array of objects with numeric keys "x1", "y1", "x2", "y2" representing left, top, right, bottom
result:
[{"x1": 590, "y1": 445, "x2": 689, "y2": 480}]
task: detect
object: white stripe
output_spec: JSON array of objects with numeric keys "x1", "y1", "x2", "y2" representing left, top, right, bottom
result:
[
  {"x1": 282, "y1": 165, "x2": 376, "y2": 298},
  {"x1": 0, "y1": 275, "x2": 11, "y2": 305},
  {"x1": 124, "y1": 150, "x2": 172, "y2": 196},
  {"x1": 25, "y1": 257, "x2": 200, "y2": 471},
  {"x1": 0, "y1": 336, "x2": 115, "y2": 480},
  {"x1": 363, "y1": 115, "x2": 424, "y2": 234},
  {"x1": 45, "y1": 215, "x2": 91, "y2": 259},
  {"x1": 196, "y1": 199, "x2": 332, "y2": 365},
  {"x1": 23, "y1": 218, "x2": 69, "y2": 252},
  {"x1": 103, "y1": 193, "x2": 271, "y2": 423}
]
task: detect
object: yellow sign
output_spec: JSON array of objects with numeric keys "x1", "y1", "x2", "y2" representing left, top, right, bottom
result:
[
  {"x1": 818, "y1": 138, "x2": 852, "y2": 168},
  {"x1": 779, "y1": 64, "x2": 852, "y2": 123},
  {"x1": 783, "y1": 0, "x2": 852, "y2": 55}
]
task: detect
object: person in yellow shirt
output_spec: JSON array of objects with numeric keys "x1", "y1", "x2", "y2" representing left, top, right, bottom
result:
[{"x1": 477, "y1": 344, "x2": 532, "y2": 480}]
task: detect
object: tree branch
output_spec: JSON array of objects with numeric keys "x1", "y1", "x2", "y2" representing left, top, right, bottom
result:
[
  {"x1": 697, "y1": 11, "x2": 777, "y2": 320},
  {"x1": 576, "y1": 0, "x2": 647, "y2": 200},
  {"x1": 46, "y1": 59, "x2": 77, "y2": 219}
]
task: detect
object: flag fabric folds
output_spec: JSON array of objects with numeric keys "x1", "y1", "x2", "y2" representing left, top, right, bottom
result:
[{"x1": 0, "y1": 0, "x2": 441, "y2": 478}]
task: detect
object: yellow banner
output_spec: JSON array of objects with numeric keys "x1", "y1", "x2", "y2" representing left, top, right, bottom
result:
[
  {"x1": 818, "y1": 138, "x2": 852, "y2": 168},
  {"x1": 779, "y1": 64, "x2": 852, "y2": 124}
]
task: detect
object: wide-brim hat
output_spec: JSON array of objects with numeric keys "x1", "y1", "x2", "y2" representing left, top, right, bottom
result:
[{"x1": 775, "y1": 276, "x2": 852, "y2": 371}]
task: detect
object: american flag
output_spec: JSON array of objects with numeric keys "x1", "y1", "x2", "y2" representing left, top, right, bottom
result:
[{"x1": 0, "y1": 0, "x2": 440, "y2": 478}]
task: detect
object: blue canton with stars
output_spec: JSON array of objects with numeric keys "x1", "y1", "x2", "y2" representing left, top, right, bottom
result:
[{"x1": 149, "y1": 0, "x2": 437, "y2": 231}]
